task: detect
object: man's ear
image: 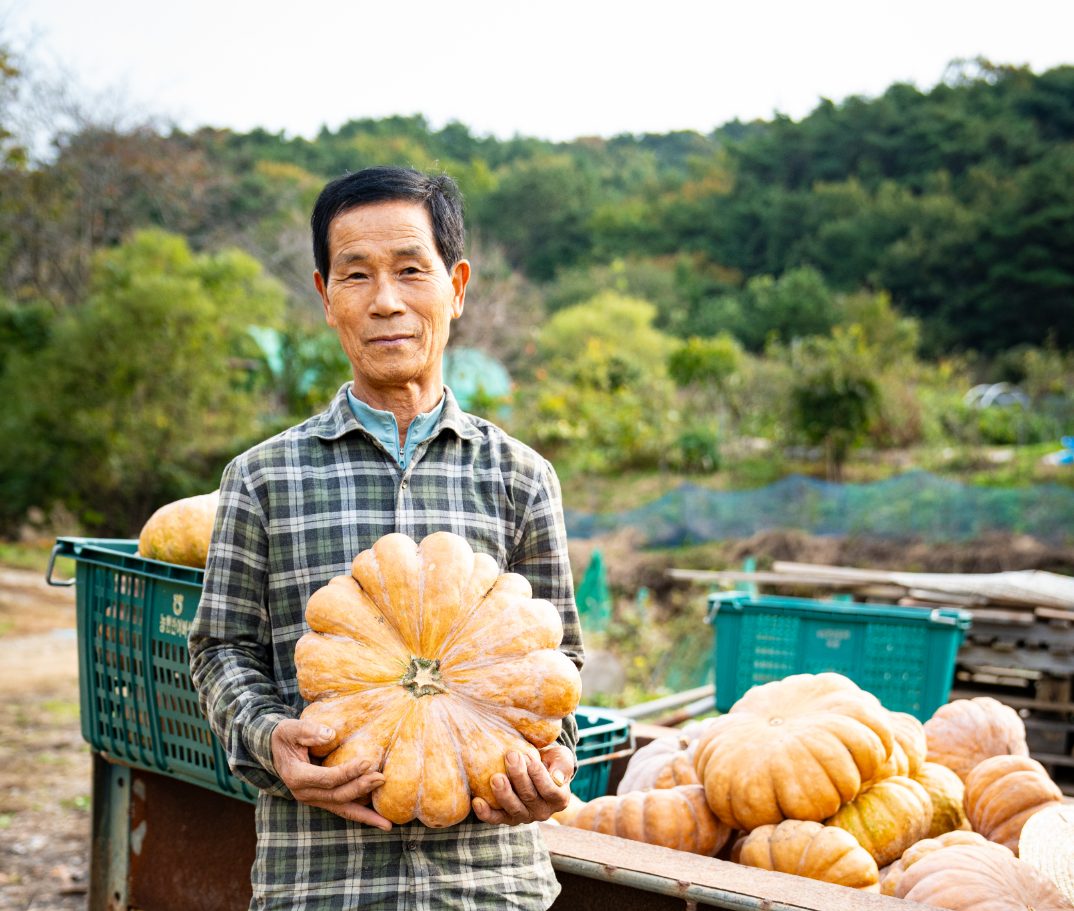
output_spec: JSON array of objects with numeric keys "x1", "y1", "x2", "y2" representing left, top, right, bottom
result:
[
  {"x1": 449, "y1": 260, "x2": 470, "y2": 320},
  {"x1": 314, "y1": 270, "x2": 335, "y2": 327}
]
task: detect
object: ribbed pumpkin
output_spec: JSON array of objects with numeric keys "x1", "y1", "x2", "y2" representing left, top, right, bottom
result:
[
  {"x1": 652, "y1": 750, "x2": 700, "y2": 789},
  {"x1": 737, "y1": 819, "x2": 880, "y2": 891},
  {"x1": 923, "y1": 697, "x2": 1028, "y2": 781},
  {"x1": 894, "y1": 844, "x2": 1074, "y2": 910},
  {"x1": 295, "y1": 531, "x2": 582, "y2": 828},
  {"x1": 616, "y1": 732, "x2": 690, "y2": 794},
  {"x1": 827, "y1": 774, "x2": 933, "y2": 867},
  {"x1": 964, "y1": 754, "x2": 1063, "y2": 855},
  {"x1": 616, "y1": 717, "x2": 713, "y2": 795},
  {"x1": 569, "y1": 785, "x2": 730, "y2": 856},
  {"x1": 863, "y1": 710, "x2": 927, "y2": 787},
  {"x1": 137, "y1": 490, "x2": 219, "y2": 568},
  {"x1": 694, "y1": 672, "x2": 893, "y2": 831},
  {"x1": 915, "y1": 760, "x2": 972, "y2": 838},
  {"x1": 880, "y1": 830, "x2": 998, "y2": 897}
]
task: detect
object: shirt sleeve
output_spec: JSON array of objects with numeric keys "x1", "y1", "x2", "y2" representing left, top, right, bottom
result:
[
  {"x1": 507, "y1": 457, "x2": 585, "y2": 762},
  {"x1": 188, "y1": 458, "x2": 295, "y2": 797}
]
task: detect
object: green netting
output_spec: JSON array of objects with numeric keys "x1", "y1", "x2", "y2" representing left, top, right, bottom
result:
[{"x1": 564, "y1": 470, "x2": 1074, "y2": 547}]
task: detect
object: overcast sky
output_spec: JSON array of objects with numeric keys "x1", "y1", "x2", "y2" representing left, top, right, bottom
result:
[{"x1": 5, "y1": 0, "x2": 1074, "y2": 142}]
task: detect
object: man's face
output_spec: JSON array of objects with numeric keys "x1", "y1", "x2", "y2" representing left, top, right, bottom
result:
[{"x1": 314, "y1": 200, "x2": 469, "y2": 395}]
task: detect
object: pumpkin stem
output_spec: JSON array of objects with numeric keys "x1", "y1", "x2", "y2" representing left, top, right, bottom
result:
[{"x1": 401, "y1": 656, "x2": 447, "y2": 698}]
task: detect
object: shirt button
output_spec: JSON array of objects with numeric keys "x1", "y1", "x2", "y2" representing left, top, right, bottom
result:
[
  {"x1": 400, "y1": 480, "x2": 408, "y2": 490},
  {"x1": 406, "y1": 840, "x2": 418, "y2": 851}
]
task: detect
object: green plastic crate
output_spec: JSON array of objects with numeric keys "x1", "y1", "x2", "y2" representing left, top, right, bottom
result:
[
  {"x1": 50, "y1": 537, "x2": 257, "y2": 803},
  {"x1": 707, "y1": 592, "x2": 972, "y2": 720},
  {"x1": 572, "y1": 707, "x2": 634, "y2": 802},
  {"x1": 50, "y1": 537, "x2": 631, "y2": 806}
]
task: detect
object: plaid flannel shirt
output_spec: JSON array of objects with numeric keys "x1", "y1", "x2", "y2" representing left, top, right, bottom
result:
[{"x1": 189, "y1": 383, "x2": 584, "y2": 911}]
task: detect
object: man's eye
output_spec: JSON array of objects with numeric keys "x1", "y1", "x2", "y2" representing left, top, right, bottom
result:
[
  {"x1": 346, "y1": 272, "x2": 367, "y2": 281},
  {"x1": 401, "y1": 267, "x2": 420, "y2": 276}
]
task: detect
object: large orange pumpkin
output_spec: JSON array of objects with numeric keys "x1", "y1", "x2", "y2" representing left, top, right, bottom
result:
[
  {"x1": 894, "y1": 843, "x2": 1074, "y2": 910},
  {"x1": 295, "y1": 531, "x2": 582, "y2": 828},
  {"x1": 880, "y1": 830, "x2": 999, "y2": 897},
  {"x1": 652, "y1": 751, "x2": 700, "y2": 789},
  {"x1": 138, "y1": 490, "x2": 219, "y2": 568},
  {"x1": 915, "y1": 760, "x2": 972, "y2": 838},
  {"x1": 736, "y1": 819, "x2": 880, "y2": 891},
  {"x1": 569, "y1": 785, "x2": 730, "y2": 856},
  {"x1": 868, "y1": 711, "x2": 927, "y2": 783},
  {"x1": 694, "y1": 672, "x2": 893, "y2": 831},
  {"x1": 827, "y1": 774, "x2": 933, "y2": 867},
  {"x1": 923, "y1": 697, "x2": 1028, "y2": 781},
  {"x1": 964, "y1": 754, "x2": 1063, "y2": 855}
]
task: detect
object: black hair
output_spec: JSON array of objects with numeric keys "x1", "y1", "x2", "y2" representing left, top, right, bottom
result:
[{"x1": 310, "y1": 166, "x2": 465, "y2": 279}]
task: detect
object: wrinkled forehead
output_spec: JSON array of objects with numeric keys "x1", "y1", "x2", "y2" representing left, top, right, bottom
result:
[{"x1": 327, "y1": 199, "x2": 439, "y2": 261}]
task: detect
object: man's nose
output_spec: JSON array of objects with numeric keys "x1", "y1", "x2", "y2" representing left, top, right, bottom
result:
[{"x1": 370, "y1": 277, "x2": 406, "y2": 315}]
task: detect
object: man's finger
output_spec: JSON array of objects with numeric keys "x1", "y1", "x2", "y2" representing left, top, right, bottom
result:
[
  {"x1": 525, "y1": 754, "x2": 568, "y2": 805},
  {"x1": 489, "y1": 773, "x2": 534, "y2": 822},
  {"x1": 277, "y1": 718, "x2": 336, "y2": 749},
  {"x1": 314, "y1": 771, "x2": 385, "y2": 805},
  {"x1": 311, "y1": 800, "x2": 393, "y2": 830},
  {"x1": 285, "y1": 757, "x2": 372, "y2": 792},
  {"x1": 472, "y1": 797, "x2": 512, "y2": 826},
  {"x1": 504, "y1": 752, "x2": 541, "y2": 805}
]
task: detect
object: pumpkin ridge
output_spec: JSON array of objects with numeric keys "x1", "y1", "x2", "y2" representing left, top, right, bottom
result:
[
  {"x1": 360, "y1": 548, "x2": 418, "y2": 655},
  {"x1": 793, "y1": 732, "x2": 846, "y2": 818},
  {"x1": 431, "y1": 567, "x2": 500, "y2": 661},
  {"x1": 436, "y1": 575, "x2": 539, "y2": 667}
]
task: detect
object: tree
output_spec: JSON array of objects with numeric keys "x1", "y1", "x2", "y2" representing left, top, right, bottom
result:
[
  {"x1": 786, "y1": 328, "x2": 881, "y2": 480},
  {"x1": 0, "y1": 230, "x2": 286, "y2": 534},
  {"x1": 512, "y1": 292, "x2": 679, "y2": 472}
]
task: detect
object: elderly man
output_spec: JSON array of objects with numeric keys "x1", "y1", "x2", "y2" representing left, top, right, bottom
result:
[{"x1": 189, "y1": 166, "x2": 584, "y2": 910}]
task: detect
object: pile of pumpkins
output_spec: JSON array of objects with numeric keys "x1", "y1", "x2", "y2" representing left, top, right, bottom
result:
[{"x1": 552, "y1": 672, "x2": 1074, "y2": 911}]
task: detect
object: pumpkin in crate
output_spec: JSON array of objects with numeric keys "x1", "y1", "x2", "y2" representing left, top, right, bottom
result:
[
  {"x1": 137, "y1": 490, "x2": 220, "y2": 568},
  {"x1": 294, "y1": 531, "x2": 582, "y2": 828},
  {"x1": 694, "y1": 672, "x2": 894, "y2": 831},
  {"x1": 569, "y1": 785, "x2": 730, "y2": 856},
  {"x1": 736, "y1": 819, "x2": 880, "y2": 891},
  {"x1": 893, "y1": 843, "x2": 1074, "y2": 910},
  {"x1": 616, "y1": 717, "x2": 712, "y2": 794},
  {"x1": 880, "y1": 830, "x2": 999, "y2": 897},
  {"x1": 914, "y1": 761, "x2": 972, "y2": 838},
  {"x1": 652, "y1": 750, "x2": 700, "y2": 789},
  {"x1": 963, "y1": 754, "x2": 1063, "y2": 855},
  {"x1": 923, "y1": 696, "x2": 1028, "y2": 781},
  {"x1": 616, "y1": 730, "x2": 691, "y2": 794},
  {"x1": 867, "y1": 711, "x2": 927, "y2": 784},
  {"x1": 827, "y1": 774, "x2": 933, "y2": 867}
]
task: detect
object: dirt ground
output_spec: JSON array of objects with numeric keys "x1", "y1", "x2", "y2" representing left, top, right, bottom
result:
[{"x1": 0, "y1": 569, "x2": 89, "y2": 911}]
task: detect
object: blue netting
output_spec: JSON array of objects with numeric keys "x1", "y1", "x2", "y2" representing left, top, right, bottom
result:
[{"x1": 564, "y1": 471, "x2": 1074, "y2": 547}]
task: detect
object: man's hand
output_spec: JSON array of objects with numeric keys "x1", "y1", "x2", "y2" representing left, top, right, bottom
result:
[
  {"x1": 271, "y1": 719, "x2": 392, "y2": 830},
  {"x1": 472, "y1": 744, "x2": 574, "y2": 826}
]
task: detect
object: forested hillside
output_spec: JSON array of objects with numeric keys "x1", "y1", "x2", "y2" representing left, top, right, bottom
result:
[{"x1": 1, "y1": 51, "x2": 1072, "y2": 534}]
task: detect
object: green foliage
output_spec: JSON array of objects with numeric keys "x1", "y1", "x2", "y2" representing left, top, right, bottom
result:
[
  {"x1": 786, "y1": 328, "x2": 882, "y2": 478},
  {"x1": 667, "y1": 334, "x2": 742, "y2": 389},
  {"x1": 697, "y1": 267, "x2": 840, "y2": 351},
  {"x1": 0, "y1": 230, "x2": 286, "y2": 534},
  {"x1": 512, "y1": 292, "x2": 679, "y2": 473}
]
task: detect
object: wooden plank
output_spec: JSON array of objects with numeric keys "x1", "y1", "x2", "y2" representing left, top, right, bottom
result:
[
  {"x1": 772, "y1": 563, "x2": 1074, "y2": 610},
  {"x1": 541, "y1": 824, "x2": 930, "y2": 910},
  {"x1": 958, "y1": 645, "x2": 1074, "y2": 676}
]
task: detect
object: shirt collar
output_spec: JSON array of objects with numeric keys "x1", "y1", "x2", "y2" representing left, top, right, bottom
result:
[{"x1": 310, "y1": 382, "x2": 482, "y2": 443}]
